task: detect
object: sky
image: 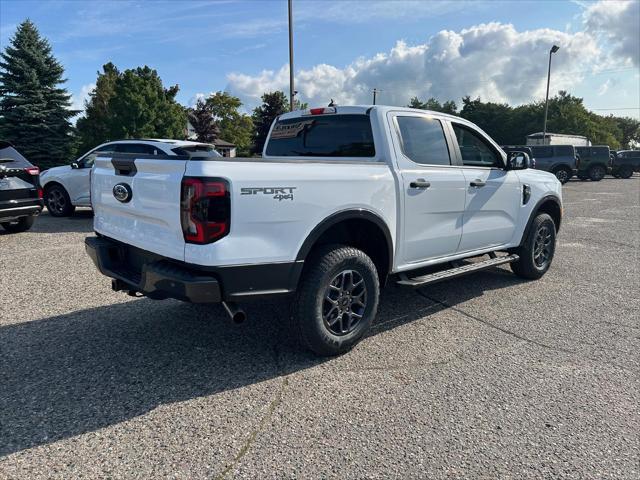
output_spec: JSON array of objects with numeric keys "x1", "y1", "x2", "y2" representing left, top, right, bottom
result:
[{"x1": 1, "y1": 0, "x2": 639, "y2": 119}]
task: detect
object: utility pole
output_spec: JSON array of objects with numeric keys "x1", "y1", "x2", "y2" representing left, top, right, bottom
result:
[
  {"x1": 288, "y1": 0, "x2": 294, "y2": 112},
  {"x1": 372, "y1": 88, "x2": 379, "y2": 105},
  {"x1": 542, "y1": 45, "x2": 560, "y2": 145}
]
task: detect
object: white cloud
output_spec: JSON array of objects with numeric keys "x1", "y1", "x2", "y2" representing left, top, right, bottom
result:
[
  {"x1": 584, "y1": 0, "x2": 639, "y2": 67},
  {"x1": 70, "y1": 83, "x2": 96, "y2": 115},
  {"x1": 226, "y1": 22, "x2": 600, "y2": 109}
]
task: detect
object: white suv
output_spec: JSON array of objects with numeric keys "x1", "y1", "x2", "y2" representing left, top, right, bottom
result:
[{"x1": 40, "y1": 139, "x2": 221, "y2": 216}]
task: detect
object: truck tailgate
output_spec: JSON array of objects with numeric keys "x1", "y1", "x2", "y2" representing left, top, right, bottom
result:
[{"x1": 92, "y1": 155, "x2": 187, "y2": 261}]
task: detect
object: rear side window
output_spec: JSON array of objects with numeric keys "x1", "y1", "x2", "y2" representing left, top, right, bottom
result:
[
  {"x1": 172, "y1": 145, "x2": 221, "y2": 158},
  {"x1": 576, "y1": 147, "x2": 590, "y2": 157},
  {"x1": 396, "y1": 116, "x2": 450, "y2": 165},
  {"x1": 115, "y1": 144, "x2": 159, "y2": 155},
  {"x1": 265, "y1": 114, "x2": 375, "y2": 158},
  {"x1": 531, "y1": 146, "x2": 553, "y2": 158},
  {"x1": 554, "y1": 146, "x2": 574, "y2": 156},
  {"x1": 0, "y1": 145, "x2": 32, "y2": 167}
]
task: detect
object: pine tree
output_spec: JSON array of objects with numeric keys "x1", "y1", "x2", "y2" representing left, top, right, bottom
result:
[
  {"x1": 188, "y1": 99, "x2": 219, "y2": 143},
  {"x1": 251, "y1": 91, "x2": 289, "y2": 154},
  {"x1": 0, "y1": 20, "x2": 76, "y2": 168},
  {"x1": 75, "y1": 62, "x2": 120, "y2": 153}
]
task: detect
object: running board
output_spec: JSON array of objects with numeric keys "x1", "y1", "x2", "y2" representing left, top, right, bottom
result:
[{"x1": 396, "y1": 254, "x2": 519, "y2": 288}]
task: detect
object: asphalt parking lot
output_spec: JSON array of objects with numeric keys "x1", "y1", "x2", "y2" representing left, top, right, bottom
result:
[{"x1": 1, "y1": 176, "x2": 638, "y2": 479}]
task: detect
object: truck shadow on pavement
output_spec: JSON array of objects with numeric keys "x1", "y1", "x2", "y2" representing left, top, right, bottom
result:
[{"x1": 0, "y1": 269, "x2": 522, "y2": 456}]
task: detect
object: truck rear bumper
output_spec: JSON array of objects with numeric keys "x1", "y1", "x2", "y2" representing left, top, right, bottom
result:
[{"x1": 85, "y1": 235, "x2": 303, "y2": 303}]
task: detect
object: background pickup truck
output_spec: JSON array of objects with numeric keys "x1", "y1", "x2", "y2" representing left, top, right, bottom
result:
[{"x1": 86, "y1": 106, "x2": 562, "y2": 356}]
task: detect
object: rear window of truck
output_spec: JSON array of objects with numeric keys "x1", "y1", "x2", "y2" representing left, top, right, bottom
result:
[
  {"x1": 0, "y1": 145, "x2": 32, "y2": 167},
  {"x1": 265, "y1": 114, "x2": 375, "y2": 158}
]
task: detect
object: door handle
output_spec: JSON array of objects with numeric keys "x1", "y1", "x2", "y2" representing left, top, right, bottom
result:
[
  {"x1": 410, "y1": 179, "x2": 431, "y2": 189},
  {"x1": 470, "y1": 179, "x2": 486, "y2": 187}
]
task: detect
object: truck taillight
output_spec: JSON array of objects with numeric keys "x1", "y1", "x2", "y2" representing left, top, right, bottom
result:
[{"x1": 180, "y1": 177, "x2": 230, "y2": 244}]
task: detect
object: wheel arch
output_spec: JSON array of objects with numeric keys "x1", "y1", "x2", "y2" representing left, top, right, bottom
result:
[
  {"x1": 519, "y1": 195, "x2": 562, "y2": 246},
  {"x1": 295, "y1": 209, "x2": 394, "y2": 284}
]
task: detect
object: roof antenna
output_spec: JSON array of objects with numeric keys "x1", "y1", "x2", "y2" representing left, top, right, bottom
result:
[{"x1": 328, "y1": 99, "x2": 336, "y2": 107}]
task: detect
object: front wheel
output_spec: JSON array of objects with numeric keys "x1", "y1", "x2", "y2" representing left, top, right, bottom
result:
[
  {"x1": 1, "y1": 215, "x2": 35, "y2": 233},
  {"x1": 292, "y1": 244, "x2": 380, "y2": 356},
  {"x1": 511, "y1": 213, "x2": 556, "y2": 280},
  {"x1": 589, "y1": 165, "x2": 606, "y2": 181},
  {"x1": 552, "y1": 167, "x2": 572, "y2": 184}
]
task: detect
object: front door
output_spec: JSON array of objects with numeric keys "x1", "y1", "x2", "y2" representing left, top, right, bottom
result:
[
  {"x1": 389, "y1": 112, "x2": 467, "y2": 266},
  {"x1": 449, "y1": 123, "x2": 521, "y2": 252}
]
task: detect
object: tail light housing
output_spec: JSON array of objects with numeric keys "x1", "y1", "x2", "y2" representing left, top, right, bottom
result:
[
  {"x1": 180, "y1": 177, "x2": 230, "y2": 244},
  {"x1": 37, "y1": 187, "x2": 43, "y2": 199},
  {"x1": 25, "y1": 166, "x2": 40, "y2": 175}
]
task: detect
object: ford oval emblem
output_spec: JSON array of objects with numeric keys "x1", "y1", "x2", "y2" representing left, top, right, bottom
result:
[{"x1": 113, "y1": 183, "x2": 132, "y2": 203}]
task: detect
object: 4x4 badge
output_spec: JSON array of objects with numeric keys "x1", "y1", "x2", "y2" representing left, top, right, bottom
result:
[{"x1": 113, "y1": 183, "x2": 132, "y2": 203}]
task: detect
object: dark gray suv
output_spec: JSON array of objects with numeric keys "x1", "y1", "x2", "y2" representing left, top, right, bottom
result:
[{"x1": 503, "y1": 145, "x2": 577, "y2": 184}]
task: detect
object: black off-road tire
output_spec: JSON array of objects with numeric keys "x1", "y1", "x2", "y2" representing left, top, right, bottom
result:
[
  {"x1": 618, "y1": 166, "x2": 634, "y2": 179},
  {"x1": 511, "y1": 213, "x2": 556, "y2": 280},
  {"x1": 291, "y1": 244, "x2": 379, "y2": 356},
  {"x1": 1, "y1": 215, "x2": 35, "y2": 233},
  {"x1": 588, "y1": 165, "x2": 606, "y2": 182},
  {"x1": 45, "y1": 184, "x2": 75, "y2": 217},
  {"x1": 552, "y1": 166, "x2": 572, "y2": 184}
]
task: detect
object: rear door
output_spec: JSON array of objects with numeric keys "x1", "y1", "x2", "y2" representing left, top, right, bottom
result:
[
  {"x1": 449, "y1": 122, "x2": 521, "y2": 252},
  {"x1": 92, "y1": 154, "x2": 188, "y2": 261},
  {"x1": 388, "y1": 112, "x2": 466, "y2": 265}
]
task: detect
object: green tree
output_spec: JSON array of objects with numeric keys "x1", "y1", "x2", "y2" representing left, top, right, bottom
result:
[
  {"x1": 0, "y1": 20, "x2": 76, "y2": 168},
  {"x1": 251, "y1": 91, "x2": 289, "y2": 154},
  {"x1": 206, "y1": 91, "x2": 254, "y2": 156},
  {"x1": 188, "y1": 98, "x2": 219, "y2": 143},
  {"x1": 459, "y1": 96, "x2": 514, "y2": 144},
  {"x1": 76, "y1": 65, "x2": 186, "y2": 149},
  {"x1": 408, "y1": 96, "x2": 457, "y2": 114},
  {"x1": 75, "y1": 62, "x2": 119, "y2": 153},
  {"x1": 612, "y1": 116, "x2": 640, "y2": 149}
]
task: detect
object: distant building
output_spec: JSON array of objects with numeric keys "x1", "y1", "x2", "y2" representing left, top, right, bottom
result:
[
  {"x1": 213, "y1": 139, "x2": 237, "y2": 158},
  {"x1": 186, "y1": 121, "x2": 236, "y2": 157},
  {"x1": 526, "y1": 132, "x2": 591, "y2": 146}
]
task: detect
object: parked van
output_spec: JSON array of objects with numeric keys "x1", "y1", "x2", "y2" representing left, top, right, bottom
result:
[{"x1": 575, "y1": 146, "x2": 610, "y2": 181}]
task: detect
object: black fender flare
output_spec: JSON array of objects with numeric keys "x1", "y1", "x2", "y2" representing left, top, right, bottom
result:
[
  {"x1": 518, "y1": 195, "x2": 562, "y2": 246},
  {"x1": 295, "y1": 208, "x2": 394, "y2": 273}
]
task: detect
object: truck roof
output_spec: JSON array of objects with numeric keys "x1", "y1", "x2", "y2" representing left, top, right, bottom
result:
[{"x1": 277, "y1": 105, "x2": 462, "y2": 123}]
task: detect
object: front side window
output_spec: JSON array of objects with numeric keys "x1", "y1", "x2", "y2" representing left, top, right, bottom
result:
[
  {"x1": 452, "y1": 124, "x2": 501, "y2": 167},
  {"x1": 396, "y1": 116, "x2": 450, "y2": 166},
  {"x1": 265, "y1": 114, "x2": 375, "y2": 159},
  {"x1": 81, "y1": 144, "x2": 118, "y2": 167}
]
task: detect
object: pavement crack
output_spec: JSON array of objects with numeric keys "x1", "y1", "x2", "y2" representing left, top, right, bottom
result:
[
  {"x1": 416, "y1": 290, "x2": 574, "y2": 354},
  {"x1": 215, "y1": 376, "x2": 289, "y2": 480}
]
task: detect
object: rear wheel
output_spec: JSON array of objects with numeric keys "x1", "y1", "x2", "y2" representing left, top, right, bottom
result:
[
  {"x1": 45, "y1": 184, "x2": 75, "y2": 217},
  {"x1": 511, "y1": 213, "x2": 556, "y2": 280},
  {"x1": 589, "y1": 165, "x2": 606, "y2": 181},
  {"x1": 292, "y1": 244, "x2": 379, "y2": 356},
  {"x1": 552, "y1": 166, "x2": 572, "y2": 184},
  {"x1": 1, "y1": 215, "x2": 35, "y2": 233},
  {"x1": 619, "y1": 166, "x2": 633, "y2": 179}
]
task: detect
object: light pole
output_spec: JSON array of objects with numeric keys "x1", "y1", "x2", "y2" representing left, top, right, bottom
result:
[
  {"x1": 372, "y1": 88, "x2": 380, "y2": 105},
  {"x1": 288, "y1": 0, "x2": 294, "y2": 112},
  {"x1": 542, "y1": 45, "x2": 560, "y2": 145}
]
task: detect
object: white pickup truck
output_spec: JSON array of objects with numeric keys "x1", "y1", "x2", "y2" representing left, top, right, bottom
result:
[{"x1": 85, "y1": 106, "x2": 562, "y2": 355}]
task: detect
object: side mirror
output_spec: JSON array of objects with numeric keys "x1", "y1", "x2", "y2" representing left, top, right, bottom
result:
[
  {"x1": 507, "y1": 151, "x2": 531, "y2": 170},
  {"x1": 71, "y1": 162, "x2": 80, "y2": 169}
]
